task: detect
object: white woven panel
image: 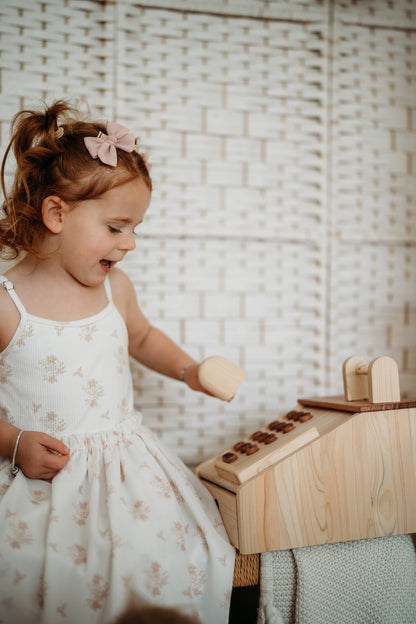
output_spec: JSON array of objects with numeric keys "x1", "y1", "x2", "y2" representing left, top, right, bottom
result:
[
  {"x1": 335, "y1": 0, "x2": 416, "y2": 29},
  {"x1": 0, "y1": 0, "x2": 114, "y2": 143},
  {"x1": 129, "y1": 0, "x2": 327, "y2": 20},
  {"x1": 331, "y1": 13, "x2": 416, "y2": 241},
  {"x1": 0, "y1": 0, "x2": 415, "y2": 465},
  {"x1": 329, "y1": 1, "x2": 416, "y2": 399},
  {"x1": 116, "y1": 4, "x2": 328, "y2": 462}
]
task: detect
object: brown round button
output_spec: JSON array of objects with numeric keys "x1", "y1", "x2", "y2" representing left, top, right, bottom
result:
[
  {"x1": 233, "y1": 441, "x2": 247, "y2": 452},
  {"x1": 222, "y1": 452, "x2": 238, "y2": 463},
  {"x1": 299, "y1": 412, "x2": 312, "y2": 422},
  {"x1": 282, "y1": 423, "x2": 295, "y2": 433},
  {"x1": 285, "y1": 410, "x2": 298, "y2": 420},
  {"x1": 255, "y1": 432, "x2": 269, "y2": 443},
  {"x1": 273, "y1": 421, "x2": 287, "y2": 432},
  {"x1": 251, "y1": 431, "x2": 264, "y2": 441},
  {"x1": 268, "y1": 420, "x2": 282, "y2": 431},
  {"x1": 264, "y1": 433, "x2": 277, "y2": 444},
  {"x1": 245, "y1": 444, "x2": 259, "y2": 455},
  {"x1": 293, "y1": 411, "x2": 308, "y2": 421}
]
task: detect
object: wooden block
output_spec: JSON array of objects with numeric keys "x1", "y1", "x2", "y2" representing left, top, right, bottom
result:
[
  {"x1": 369, "y1": 356, "x2": 400, "y2": 403},
  {"x1": 343, "y1": 355, "x2": 401, "y2": 404},
  {"x1": 198, "y1": 356, "x2": 247, "y2": 401},
  {"x1": 343, "y1": 355, "x2": 369, "y2": 401},
  {"x1": 200, "y1": 479, "x2": 240, "y2": 549}
]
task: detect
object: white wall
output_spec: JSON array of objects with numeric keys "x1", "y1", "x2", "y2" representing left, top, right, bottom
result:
[{"x1": 1, "y1": 0, "x2": 415, "y2": 464}]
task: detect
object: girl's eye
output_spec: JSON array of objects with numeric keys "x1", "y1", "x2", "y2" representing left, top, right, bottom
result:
[
  {"x1": 108, "y1": 226, "x2": 121, "y2": 234},
  {"x1": 108, "y1": 224, "x2": 141, "y2": 236}
]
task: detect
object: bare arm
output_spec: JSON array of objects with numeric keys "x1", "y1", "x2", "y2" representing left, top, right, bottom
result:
[
  {"x1": 130, "y1": 325, "x2": 206, "y2": 391},
  {"x1": 111, "y1": 269, "x2": 209, "y2": 393},
  {"x1": 0, "y1": 419, "x2": 19, "y2": 459}
]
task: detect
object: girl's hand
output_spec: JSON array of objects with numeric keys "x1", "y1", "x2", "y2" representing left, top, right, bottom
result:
[
  {"x1": 182, "y1": 363, "x2": 217, "y2": 398},
  {"x1": 15, "y1": 431, "x2": 70, "y2": 480}
]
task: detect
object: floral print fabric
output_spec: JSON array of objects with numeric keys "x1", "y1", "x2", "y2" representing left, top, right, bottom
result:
[{"x1": 0, "y1": 277, "x2": 235, "y2": 623}]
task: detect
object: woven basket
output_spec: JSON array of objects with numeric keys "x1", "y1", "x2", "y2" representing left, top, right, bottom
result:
[{"x1": 233, "y1": 552, "x2": 260, "y2": 588}]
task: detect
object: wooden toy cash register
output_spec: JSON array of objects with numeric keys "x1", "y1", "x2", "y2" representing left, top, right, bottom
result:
[{"x1": 196, "y1": 356, "x2": 416, "y2": 554}]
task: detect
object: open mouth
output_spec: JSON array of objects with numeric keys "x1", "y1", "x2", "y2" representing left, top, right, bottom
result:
[{"x1": 100, "y1": 259, "x2": 112, "y2": 272}]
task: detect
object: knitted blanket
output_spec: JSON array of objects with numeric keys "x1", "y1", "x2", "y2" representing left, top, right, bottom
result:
[{"x1": 257, "y1": 535, "x2": 416, "y2": 624}]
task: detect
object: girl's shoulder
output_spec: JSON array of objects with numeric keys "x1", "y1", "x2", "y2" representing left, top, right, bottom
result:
[
  {"x1": 0, "y1": 282, "x2": 21, "y2": 353},
  {"x1": 108, "y1": 267, "x2": 135, "y2": 300},
  {"x1": 108, "y1": 268, "x2": 138, "y2": 319}
]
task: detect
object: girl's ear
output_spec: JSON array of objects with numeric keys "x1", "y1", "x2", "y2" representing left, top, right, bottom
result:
[{"x1": 42, "y1": 196, "x2": 67, "y2": 234}]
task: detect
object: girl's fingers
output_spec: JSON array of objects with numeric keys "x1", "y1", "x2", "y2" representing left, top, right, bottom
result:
[
  {"x1": 43, "y1": 451, "x2": 70, "y2": 472},
  {"x1": 40, "y1": 434, "x2": 70, "y2": 456},
  {"x1": 40, "y1": 456, "x2": 68, "y2": 479},
  {"x1": 40, "y1": 472, "x2": 57, "y2": 481}
]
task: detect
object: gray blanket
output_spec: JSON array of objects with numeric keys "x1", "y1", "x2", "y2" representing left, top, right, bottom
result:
[{"x1": 257, "y1": 535, "x2": 416, "y2": 624}]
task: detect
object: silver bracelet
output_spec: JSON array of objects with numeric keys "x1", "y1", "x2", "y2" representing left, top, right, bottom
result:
[
  {"x1": 179, "y1": 362, "x2": 197, "y2": 382},
  {"x1": 11, "y1": 430, "x2": 24, "y2": 477}
]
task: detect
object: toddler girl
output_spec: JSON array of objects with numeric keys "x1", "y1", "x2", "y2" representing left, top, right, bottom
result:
[{"x1": 0, "y1": 101, "x2": 235, "y2": 624}]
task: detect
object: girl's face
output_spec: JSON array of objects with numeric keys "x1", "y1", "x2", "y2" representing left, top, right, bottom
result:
[{"x1": 57, "y1": 177, "x2": 151, "y2": 287}]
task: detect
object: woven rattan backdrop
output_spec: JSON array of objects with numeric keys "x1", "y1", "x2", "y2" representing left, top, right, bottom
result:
[{"x1": 1, "y1": 0, "x2": 415, "y2": 464}]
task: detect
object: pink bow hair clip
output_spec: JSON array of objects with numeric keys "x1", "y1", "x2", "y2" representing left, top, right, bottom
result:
[{"x1": 84, "y1": 121, "x2": 136, "y2": 167}]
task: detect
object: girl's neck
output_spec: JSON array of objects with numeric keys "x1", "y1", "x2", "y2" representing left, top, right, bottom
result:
[{"x1": 6, "y1": 256, "x2": 109, "y2": 322}]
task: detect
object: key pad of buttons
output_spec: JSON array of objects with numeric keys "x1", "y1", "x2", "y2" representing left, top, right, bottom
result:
[
  {"x1": 216, "y1": 409, "x2": 317, "y2": 484},
  {"x1": 221, "y1": 410, "x2": 313, "y2": 464}
]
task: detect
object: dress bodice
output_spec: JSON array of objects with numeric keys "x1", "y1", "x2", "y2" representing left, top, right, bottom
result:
[{"x1": 0, "y1": 276, "x2": 136, "y2": 436}]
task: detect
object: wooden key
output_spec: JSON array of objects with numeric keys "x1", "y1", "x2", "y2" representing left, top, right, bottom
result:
[{"x1": 198, "y1": 356, "x2": 247, "y2": 401}]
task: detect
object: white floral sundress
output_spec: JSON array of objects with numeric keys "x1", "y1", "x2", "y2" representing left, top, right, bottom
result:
[{"x1": 0, "y1": 275, "x2": 235, "y2": 624}]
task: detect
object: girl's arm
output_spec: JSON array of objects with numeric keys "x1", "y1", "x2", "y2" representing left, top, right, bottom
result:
[
  {"x1": 0, "y1": 294, "x2": 70, "y2": 480},
  {"x1": 112, "y1": 269, "x2": 209, "y2": 393},
  {"x1": 0, "y1": 419, "x2": 70, "y2": 480},
  {"x1": 130, "y1": 325, "x2": 204, "y2": 390},
  {"x1": 0, "y1": 420, "x2": 19, "y2": 460}
]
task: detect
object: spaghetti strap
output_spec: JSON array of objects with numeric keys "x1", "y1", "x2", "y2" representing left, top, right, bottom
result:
[
  {"x1": 0, "y1": 275, "x2": 27, "y2": 316},
  {"x1": 104, "y1": 275, "x2": 113, "y2": 303}
]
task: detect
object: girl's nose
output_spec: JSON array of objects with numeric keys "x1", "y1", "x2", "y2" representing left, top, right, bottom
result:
[{"x1": 119, "y1": 231, "x2": 136, "y2": 251}]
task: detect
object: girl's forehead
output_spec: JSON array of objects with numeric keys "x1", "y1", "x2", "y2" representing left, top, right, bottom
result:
[
  {"x1": 100, "y1": 178, "x2": 151, "y2": 215},
  {"x1": 106, "y1": 177, "x2": 149, "y2": 198},
  {"x1": 99, "y1": 178, "x2": 148, "y2": 201}
]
